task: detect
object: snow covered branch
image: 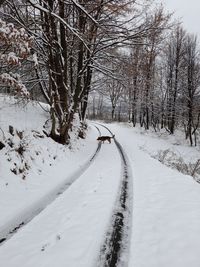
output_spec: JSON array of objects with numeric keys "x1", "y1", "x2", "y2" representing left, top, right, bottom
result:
[{"x1": 0, "y1": 18, "x2": 35, "y2": 96}]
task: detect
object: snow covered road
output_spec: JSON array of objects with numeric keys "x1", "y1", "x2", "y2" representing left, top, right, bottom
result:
[
  {"x1": 1, "y1": 121, "x2": 200, "y2": 267},
  {"x1": 0, "y1": 126, "x2": 102, "y2": 245},
  {"x1": 0, "y1": 125, "x2": 132, "y2": 267},
  {"x1": 108, "y1": 123, "x2": 200, "y2": 267},
  {"x1": 96, "y1": 124, "x2": 133, "y2": 267}
]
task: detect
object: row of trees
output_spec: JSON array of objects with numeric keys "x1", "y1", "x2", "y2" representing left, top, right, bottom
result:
[
  {"x1": 90, "y1": 25, "x2": 200, "y2": 146},
  {"x1": 1, "y1": 1, "x2": 199, "y2": 146},
  {"x1": 0, "y1": 0, "x2": 166, "y2": 144}
]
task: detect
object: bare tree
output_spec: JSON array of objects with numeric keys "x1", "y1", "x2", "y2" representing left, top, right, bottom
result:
[
  {"x1": 139, "y1": 7, "x2": 171, "y2": 130},
  {"x1": 182, "y1": 34, "x2": 200, "y2": 146},
  {"x1": 4, "y1": 0, "x2": 158, "y2": 143},
  {"x1": 165, "y1": 25, "x2": 186, "y2": 134}
]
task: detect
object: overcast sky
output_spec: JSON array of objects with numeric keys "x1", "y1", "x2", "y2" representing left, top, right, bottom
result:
[{"x1": 157, "y1": 0, "x2": 200, "y2": 38}]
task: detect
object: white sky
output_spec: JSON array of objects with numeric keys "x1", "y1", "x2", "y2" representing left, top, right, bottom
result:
[{"x1": 157, "y1": 0, "x2": 200, "y2": 38}]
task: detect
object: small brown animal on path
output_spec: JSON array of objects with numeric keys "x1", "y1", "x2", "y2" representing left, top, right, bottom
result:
[{"x1": 97, "y1": 135, "x2": 115, "y2": 143}]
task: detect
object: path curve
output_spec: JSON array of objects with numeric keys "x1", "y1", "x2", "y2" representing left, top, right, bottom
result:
[
  {"x1": 0, "y1": 126, "x2": 102, "y2": 245},
  {"x1": 95, "y1": 123, "x2": 133, "y2": 267}
]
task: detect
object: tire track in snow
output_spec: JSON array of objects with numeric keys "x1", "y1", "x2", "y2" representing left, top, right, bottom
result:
[
  {"x1": 95, "y1": 123, "x2": 133, "y2": 267},
  {"x1": 0, "y1": 126, "x2": 102, "y2": 246}
]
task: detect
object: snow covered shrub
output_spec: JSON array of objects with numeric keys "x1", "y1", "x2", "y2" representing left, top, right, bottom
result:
[
  {"x1": 11, "y1": 138, "x2": 30, "y2": 179},
  {"x1": 0, "y1": 18, "x2": 34, "y2": 97},
  {"x1": 155, "y1": 149, "x2": 200, "y2": 181},
  {"x1": 78, "y1": 122, "x2": 87, "y2": 139},
  {"x1": 156, "y1": 149, "x2": 172, "y2": 164},
  {"x1": 3, "y1": 126, "x2": 31, "y2": 179},
  {"x1": 0, "y1": 141, "x2": 5, "y2": 150},
  {"x1": 15, "y1": 140, "x2": 27, "y2": 157},
  {"x1": 0, "y1": 73, "x2": 29, "y2": 97}
]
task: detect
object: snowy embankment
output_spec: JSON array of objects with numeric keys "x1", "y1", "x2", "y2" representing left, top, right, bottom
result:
[{"x1": 0, "y1": 95, "x2": 99, "y2": 241}]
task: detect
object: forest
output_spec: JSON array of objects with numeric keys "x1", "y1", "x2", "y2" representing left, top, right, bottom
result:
[{"x1": 0, "y1": 0, "x2": 200, "y2": 146}]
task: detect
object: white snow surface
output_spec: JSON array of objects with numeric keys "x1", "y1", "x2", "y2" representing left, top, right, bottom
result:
[
  {"x1": 0, "y1": 98, "x2": 200, "y2": 267},
  {"x1": 0, "y1": 95, "x2": 99, "y2": 240},
  {"x1": 108, "y1": 123, "x2": 200, "y2": 267}
]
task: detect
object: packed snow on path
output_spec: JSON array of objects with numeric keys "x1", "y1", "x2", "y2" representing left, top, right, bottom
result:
[
  {"x1": 108, "y1": 122, "x2": 200, "y2": 267},
  {"x1": 1, "y1": 97, "x2": 200, "y2": 267},
  {"x1": 0, "y1": 121, "x2": 123, "y2": 266},
  {"x1": 0, "y1": 142, "x2": 122, "y2": 267}
]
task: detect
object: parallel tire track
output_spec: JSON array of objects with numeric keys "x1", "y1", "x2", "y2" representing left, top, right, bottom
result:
[
  {"x1": 0, "y1": 126, "x2": 102, "y2": 245},
  {"x1": 96, "y1": 123, "x2": 133, "y2": 267}
]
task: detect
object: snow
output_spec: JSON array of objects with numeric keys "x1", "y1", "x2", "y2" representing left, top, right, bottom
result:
[
  {"x1": 0, "y1": 95, "x2": 99, "y2": 239},
  {"x1": 0, "y1": 141, "x2": 122, "y2": 267},
  {"x1": 1, "y1": 100, "x2": 200, "y2": 267},
  {"x1": 108, "y1": 122, "x2": 200, "y2": 267}
]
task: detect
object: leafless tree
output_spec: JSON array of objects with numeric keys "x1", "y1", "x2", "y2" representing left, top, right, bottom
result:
[
  {"x1": 182, "y1": 34, "x2": 200, "y2": 145},
  {"x1": 164, "y1": 25, "x2": 186, "y2": 134}
]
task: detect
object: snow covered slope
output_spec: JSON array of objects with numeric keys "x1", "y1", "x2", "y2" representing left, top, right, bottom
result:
[
  {"x1": 0, "y1": 95, "x2": 98, "y2": 242},
  {"x1": 1, "y1": 100, "x2": 200, "y2": 267}
]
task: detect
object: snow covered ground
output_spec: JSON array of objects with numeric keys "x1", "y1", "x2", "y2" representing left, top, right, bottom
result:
[
  {"x1": 1, "y1": 97, "x2": 200, "y2": 267},
  {"x1": 0, "y1": 95, "x2": 99, "y2": 240},
  {"x1": 108, "y1": 123, "x2": 200, "y2": 267}
]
